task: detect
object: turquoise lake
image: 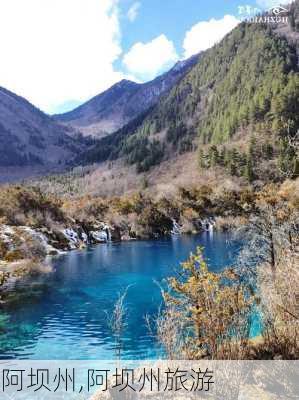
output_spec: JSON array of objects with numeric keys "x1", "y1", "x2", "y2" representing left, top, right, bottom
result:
[{"x1": 0, "y1": 232, "x2": 245, "y2": 360}]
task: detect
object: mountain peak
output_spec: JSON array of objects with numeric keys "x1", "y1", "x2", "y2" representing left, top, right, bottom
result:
[
  {"x1": 171, "y1": 54, "x2": 199, "y2": 73},
  {"x1": 118, "y1": 79, "x2": 138, "y2": 86},
  {"x1": 54, "y1": 54, "x2": 199, "y2": 138},
  {"x1": 110, "y1": 79, "x2": 140, "y2": 92}
]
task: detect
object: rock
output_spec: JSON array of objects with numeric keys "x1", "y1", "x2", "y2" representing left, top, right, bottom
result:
[
  {"x1": 81, "y1": 232, "x2": 88, "y2": 243},
  {"x1": 48, "y1": 249, "x2": 59, "y2": 256},
  {"x1": 121, "y1": 234, "x2": 135, "y2": 241},
  {"x1": 171, "y1": 219, "x2": 182, "y2": 235},
  {"x1": 79, "y1": 242, "x2": 87, "y2": 250},
  {"x1": 110, "y1": 226, "x2": 121, "y2": 242},
  {"x1": 90, "y1": 230, "x2": 108, "y2": 243},
  {"x1": 273, "y1": 354, "x2": 283, "y2": 360},
  {"x1": 62, "y1": 228, "x2": 80, "y2": 247}
]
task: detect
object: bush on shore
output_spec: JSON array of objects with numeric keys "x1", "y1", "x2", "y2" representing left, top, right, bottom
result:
[{"x1": 155, "y1": 182, "x2": 299, "y2": 359}]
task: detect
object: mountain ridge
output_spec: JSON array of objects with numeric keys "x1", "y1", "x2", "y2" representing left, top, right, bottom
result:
[
  {"x1": 1, "y1": 3, "x2": 298, "y2": 186},
  {"x1": 0, "y1": 54, "x2": 200, "y2": 182},
  {"x1": 0, "y1": 85, "x2": 86, "y2": 172},
  {"x1": 54, "y1": 54, "x2": 200, "y2": 138},
  {"x1": 77, "y1": 12, "x2": 299, "y2": 175}
]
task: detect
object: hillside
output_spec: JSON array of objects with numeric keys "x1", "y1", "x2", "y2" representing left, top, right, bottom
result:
[
  {"x1": 54, "y1": 55, "x2": 199, "y2": 138},
  {"x1": 1, "y1": 5, "x2": 298, "y2": 188},
  {"x1": 0, "y1": 55, "x2": 199, "y2": 184},
  {"x1": 0, "y1": 2, "x2": 298, "y2": 366},
  {"x1": 78, "y1": 14, "x2": 299, "y2": 178},
  {"x1": 0, "y1": 86, "x2": 85, "y2": 167},
  {"x1": 0, "y1": 87, "x2": 92, "y2": 181}
]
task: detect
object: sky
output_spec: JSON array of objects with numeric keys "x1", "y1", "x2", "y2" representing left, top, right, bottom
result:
[{"x1": 0, "y1": 0, "x2": 292, "y2": 114}]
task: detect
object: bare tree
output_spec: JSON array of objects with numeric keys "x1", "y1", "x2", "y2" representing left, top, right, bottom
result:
[
  {"x1": 107, "y1": 286, "x2": 131, "y2": 360},
  {"x1": 236, "y1": 189, "x2": 299, "y2": 358},
  {"x1": 278, "y1": 130, "x2": 299, "y2": 179}
]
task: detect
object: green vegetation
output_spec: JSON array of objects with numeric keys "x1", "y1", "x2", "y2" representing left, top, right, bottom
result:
[
  {"x1": 124, "y1": 136, "x2": 165, "y2": 172},
  {"x1": 0, "y1": 3, "x2": 298, "y2": 364},
  {"x1": 76, "y1": 108, "x2": 154, "y2": 166},
  {"x1": 198, "y1": 134, "x2": 299, "y2": 182},
  {"x1": 149, "y1": 23, "x2": 298, "y2": 140},
  {"x1": 77, "y1": 20, "x2": 299, "y2": 176}
]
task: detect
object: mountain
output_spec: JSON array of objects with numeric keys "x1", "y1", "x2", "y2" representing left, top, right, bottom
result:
[
  {"x1": 54, "y1": 55, "x2": 200, "y2": 138},
  {"x1": 0, "y1": 86, "x2": 85, "y2": 171},
  {"x1": 0, "y1": 54, "x2": 199, "y2": 183},
  {"x1": 2, "y1": 2, "x2": 298, "y2": 187},
  {"x1": 78, "y1": 12, "x2": 299, "y2": 174}
]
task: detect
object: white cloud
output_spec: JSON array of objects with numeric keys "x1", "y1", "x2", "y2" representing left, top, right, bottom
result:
[
  {"x1": 183, "y1": 15, "x2": 239, "y2": 58},
  {"x1": 127, "y1": 2, "x2": 140, "y2": 22},
  {"x1": 0, "y1": 0, "x2": 126, "y2": 113},
  {"x1": 256, "y1": 0, "x2": 290, "y2": 8},
  {"x1": 123, "y1": 34, "x2": 178, "y2": 81}
]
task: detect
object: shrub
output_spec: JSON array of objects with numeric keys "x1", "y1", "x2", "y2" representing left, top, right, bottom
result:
[
  {"x1": 159, "y1": 247, "x2": 255, "y2": 359},
  {"x1": 0, "y1": 186, "x2": 65, "y2": 227},
  {"x1": 138, "y1": 204, "x2": 173, "y2": 237},
  {"x1": 4, "y1": 249, "x2": 24, "y2": 262},
  {"x1": 63, "y1": 196, "x2": 108, "y2": 224},
  {"x1": 0, "y1": 240, "x2": 9, "y2": 259}
]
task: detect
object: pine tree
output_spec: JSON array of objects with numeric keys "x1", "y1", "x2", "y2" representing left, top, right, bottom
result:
[
  {"x1": 262, "y1": 141, "x2": 274, "y2": 160},
  {"x1": 229, "y1": 148, "x2": 240, "y2": 176},
  {"x1": 243, "y1": 154, "x2": 254, "y2": 182},
  {"x1": 224, "y1": 148, "x2": 230, "y2": 168},
  {"x1": 209, "y1": 145, "x2": 219, "y2": 167},
  {"x1": 219, "y1": 146, "x2": 227, "y2": 166}
]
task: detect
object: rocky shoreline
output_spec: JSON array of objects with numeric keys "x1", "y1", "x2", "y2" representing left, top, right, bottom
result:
[
  {"x1": 0, "y1": 211, "x2": 246, "y2": 296},
  {"x1": 0, "y1": 217, "x2": 221, "y2": 290}
]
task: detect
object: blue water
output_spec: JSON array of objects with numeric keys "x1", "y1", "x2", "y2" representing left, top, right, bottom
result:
[{"x1": 0, "y1": 232, "x2": 241, "y2": 360}]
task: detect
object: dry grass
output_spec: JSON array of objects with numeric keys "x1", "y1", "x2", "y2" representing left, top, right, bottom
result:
[
  {"x1": 30, "y1": 151, "x2": 246, "y2": 201},
  {"x1": 214, "y1": 215, "x2": 248, "y2": 231},
  {"x1": 258, "y1": 239, "x2": 299, "y2": 359}
]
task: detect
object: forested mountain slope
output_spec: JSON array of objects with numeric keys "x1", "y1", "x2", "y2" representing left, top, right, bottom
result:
[{"x1": 78, "y1": 16, "x2": 299, "y2": 175}]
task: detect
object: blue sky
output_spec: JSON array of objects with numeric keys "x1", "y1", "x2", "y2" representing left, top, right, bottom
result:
[
  {"x1": 0, "y1": 0, "x2": 289, "y2": 114},
  {"x1": 119, "y1": 0, "x2": 248, "y2": 54}
]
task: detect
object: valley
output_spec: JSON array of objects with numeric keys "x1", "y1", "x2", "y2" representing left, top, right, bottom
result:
[{"x1": 0, "y1": 2, "x2": 298, "y2": 362}]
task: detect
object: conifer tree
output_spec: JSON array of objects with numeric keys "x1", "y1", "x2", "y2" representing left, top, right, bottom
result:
[
  {"x1": 249, "y1": 136, "x2": 257, "y2": 159},
  {"x1": 219, "y1": 146, "x2": 226, "y2": 166},
  {"x1": 243, "y1": 154, "x2": 255, "y2": 183},
  {"x1": 262, "y1": 141, "x2": 274, "y2": 160},
  {"x1": 229, "y1": 148, "x2": 240, "y2": 176},
  {"x1": 209, "y1": 145, "x2": 219, "y2": 167}
]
